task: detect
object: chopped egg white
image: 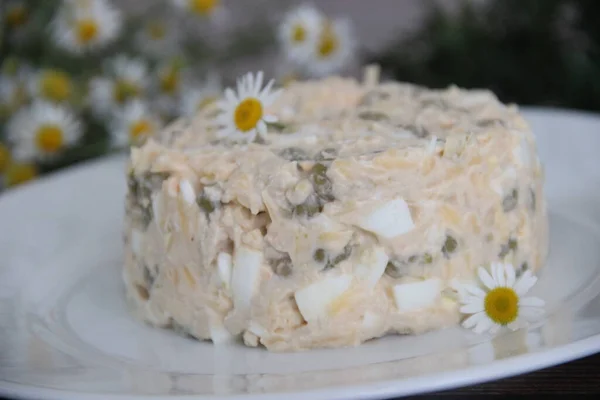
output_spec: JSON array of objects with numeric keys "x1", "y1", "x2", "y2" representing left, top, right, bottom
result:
[
  {"x1": 355, "y1": 198, "x2": 414, "y2": 239},
  {"x1": 295, "y1": 274, "x2": 352, "y2": 323},
  {"x1": 179, "y1": 179, "x2": 196, "y2": 205},
  {"x1": 231, "y1": 245, "x2": 263, "y2": 311},
  {"x1": 216, "y1": 252, "x2": 232, "y2": 291},
  {"x1": 131, "y1": 229, "x2": 144, "y2": 257},
  {"x1": 393, "y1": 278, "x2": 442, "y2": 312},
  {"x1": 354, "y1": 245, "x2": 389, "y2": 289},
  {"x1": 362, "y1": 311, "x2": 382, "y2": 330},
  {"x1": 209, "y1": 319, "x2": 236, "y2": 344}
]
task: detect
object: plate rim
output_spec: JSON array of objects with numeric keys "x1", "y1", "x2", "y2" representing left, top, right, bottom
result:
[{"x1": 2, "y1": 106, "x2": 600, "y2": 399}]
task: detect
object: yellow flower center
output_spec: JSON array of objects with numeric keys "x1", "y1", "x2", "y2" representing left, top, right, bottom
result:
[
  {"x1": 160, "y1": 68, "x2": 180, "y2": 95},
  {"x1": 197, "y1": 95, "x2": 217, "y2": 111},
  {"x1": 40, "y1": 70, "x2": 72, "y2": 102},
  {"x1": 5, "y1": 162, "x2": 37, "y2": 187},
  {"x1": 113, "y1": 80, "x2": 140, "y2": 104},
  {"x1": 317, "y1": 22, "x2": 338, "y2": 59},
  {"x1": 292, "y1": 24, "x2": 306, "y2": 43},
  {"x1": 0, "y1": 144, "x2": 11, "y2": 174},
  {"x1": 76, "y1": 19, "x2": 99, "y2": 44},
  {"x1": 6, "y1": 5, "x2": 28, "y2": 28},
  {"x1": 484, "y1": 287, "x2": 519, "y2": 325},
  {"x1": 147, "y1": 21, "x2": 166, "y2": 40},
  {"x1": 188, "y1": 0, "x2": 219, "y2": 16},
  {"x1": 234, "y1": 98, "x2": 263, "y2": 132},
  {"x1": 129, "y1": 119, "x2": 153, "y2": 142},
  {"x1": 35, "y1": 124, "x2": 65, "y2": 153}
]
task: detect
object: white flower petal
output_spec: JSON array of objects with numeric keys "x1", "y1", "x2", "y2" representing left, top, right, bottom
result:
[
  {"x1": 478, "y1": 267, "x2": 496, "y2": 290},
  {"x1": 488, "y1": 323, "x2": 501, "y2": 335},
  {"x1": 464, "y1": 283, "x2": 486, "y2": 298},
  {"x1": 514, "y1": 270, "x2": 537, "y2": 296},
  {"x1": 474, "y1": 317, "x2": 494, "y2": 334},
  {"x1": 263, "y1": 114, "x2": 278, "y2": 123},
  {"x1": 462, "y1": 312, "x2": 485, "y2": 329},
  {"x1": 519, "y1": 306, "x2": 545, "y2": 320},
  {"x1": 254, "y1": 71, "x2": 264, "y2": 95},
  {"x1": 505, "y1": 263, "x2": 516, "y2": 288},
  {"x1": 224, "y1": 88, "x2": 238, "y2": 104},
  {"x1": 496, "y1": 263, "x2": 506, "y2": 287},
  {"x1": 460, "y1": 300, "x2": 484, "y2": 314},
  {"x1": 256, "y1": 120, "x2": 267, "y2": 138},
  {"x1": 519, "y1": 296, "x2": 545, "y2": 308}
]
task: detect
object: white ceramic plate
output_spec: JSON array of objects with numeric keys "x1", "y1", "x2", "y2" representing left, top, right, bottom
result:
[{"x1": 1, "y1": 108, "x2": 600, "y2": 400}]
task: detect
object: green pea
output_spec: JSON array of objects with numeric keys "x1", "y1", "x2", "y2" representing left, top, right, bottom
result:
[
  {"x1": 517, "y1": 262, "x2": 529, "y2": 277},
  {"x1": 330, "y1": 244, "x2": 352, "y2": 265},
  {"x1": 385, "y1": 260, "x2": 405, "y2": 278},
  {"x1": 313, "y1": 248, "x2": 326, "y2": 263},
  {"x1": 509, "y1": 238, "x2": 518, "y2": 251},
  {"x1": 503, "y1": 189, "x2": 519, "y2": 212},
  {"x1": 279, "y1": 147, "x2": 310, "y2": 161},
  {"x1": 293, "y1": 202, "x2": 320, "y2": 218},
  {"x1": 310, "y1": 163, "x2": 335, "y2": 202},
  {"x1": 143, "y1": 265, "x2": 155, "y2": 288},
  {"x1": 423, "y1": 253, "x2": 433, "y2": 264},
  {"x1": 267, "y1": 121, "x2": 288, "y2": 132},
  {"x1": 529, "y1": 188, "x2": 536, "y2": 212},
  {"x1": 358, "y1": 110, "x2": 389, "y2": 121},
  {"x1": 272, "y1": 256, "x2": 293, "y2": 277},
  {"x1": 314, "y1": 147, "x2": 338, "y2": 161},
  {"x1": 442, "y1": 235, "x2": 458, "y2": 257},
  {"x1": 408, "y1": 255, "x2": 418, "y2": 263}
]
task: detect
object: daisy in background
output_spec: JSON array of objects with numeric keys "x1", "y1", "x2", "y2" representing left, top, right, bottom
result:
[
  {"x1": 170, "y1": 0, "x2": 227, "y2": 23},
  {"x1": 452, "y1": 262, "x2": 545, "y2": 335},
  {"x1": 28, "y1": 69, "x2": 74, "y2": 104},
  {"x1": 110, "y1": 100, "x2": 162, "y2": 148},
  {"x1": 89, "y1": 55, "x2": 149, "y2": 116},
  {"x1": 178, "y1": 73, "x2": 222, "y2": 118},
  {"x1": 7, "y1": 101, "x2": 82, "y2": 162},
  {"x1": 51, "y1": 0, "x2": 122, "y2": 54},
  {"x1": 152, "y1": 59, "x2": 189, "y2": 119},
  {"x1": 214, "y1": 71, "x2": 281, "y2": 143},
  {"x1": 0, "y1": 76, "x2": 26, "y2": 118},
  {"x1": 135, "y1": 19, "x2": 181, "y2": 59},
  {"x1": 304, "y1": 17, "x2": 356, "y2": 78},
  {"x1": 278, "y1": 4, "x2": 325, "y2": 65},
  {"x1": 0, "y1": 142, "x2": 10, "y2": 180}
]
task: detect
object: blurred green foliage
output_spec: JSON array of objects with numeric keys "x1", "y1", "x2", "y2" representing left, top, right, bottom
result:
[{"x1": 373, "y1": 0, "x2": 600, "y2": 112}]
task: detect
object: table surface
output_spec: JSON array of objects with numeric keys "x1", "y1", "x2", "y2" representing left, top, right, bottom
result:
[{"x1": 2, "y1": 352, "x2": 600, "y2": 399}]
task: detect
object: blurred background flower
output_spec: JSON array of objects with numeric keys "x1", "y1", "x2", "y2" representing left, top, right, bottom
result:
[{"x1": 0, "y1": 0, "x2": 598, "y2": 192}]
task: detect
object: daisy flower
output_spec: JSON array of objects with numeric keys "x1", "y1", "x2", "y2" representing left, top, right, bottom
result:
[
  {"x1": 7, "y1": 101, "x2": 83, "y2": 162},
  {"x1": 452, "y1": 262, "x2": 545, "y2": 335},
  {"x1": 214, "y1": 71, "x2": 281, "y2": 142},
  {"x1": 0, "y1": 142, "x2": 10, "y2": 177},
  {"x1": 278, "y1": 4, "x2": 324, "y2": 65},
  {"x1": 0, "y1": 76, "x2": 23, "y2": 117},
  {"x1": 3, "y1": 161, "x2": 38, "y2": 188},
  {"x1": 110, "y1": 100, "x2": 162, "y2": 148},
  {"x1": 305, "y1": 17, "x2": 356, "y2": 78},
  {"x1": 51, "y1": 0, "x2": 122, "y2": 54},
  {"x1": 171, "y1": 0, "x2": 226, "y2": 21},
  {"x1": 28, "y1": 69, "x2": 73, "y2": 103},
  {"x1": 152, "y1": 59, "x2": 189, "y2": 119},
  {"x1": 89, "y1": 55, "x2": 149, "y2": 116},
  {"x1": 178, "y1": 74, "x2": 222, "y2": 117},
  {"x1": 135, "y1": 19, "x2": 180, "y2": 59}
]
